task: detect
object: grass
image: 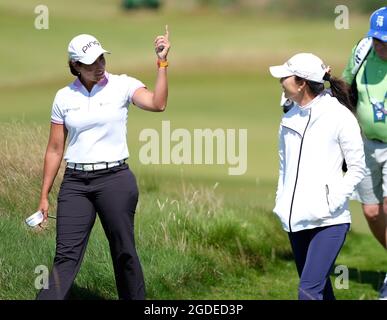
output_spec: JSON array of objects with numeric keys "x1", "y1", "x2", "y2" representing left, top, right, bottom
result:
[
  {"x1": 0, "y1": 125, "x2": 386, "y2": 300},
  {"x1": 0, "y1": 1, "x2": 386, "y2": 299},
  {"x1": 0, "y1": 124, "x2": 289, "y2": 299}
]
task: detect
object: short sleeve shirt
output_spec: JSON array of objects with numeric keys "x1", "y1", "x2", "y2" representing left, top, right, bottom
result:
[{"x1": 51, "y1": 72, "x2": 145, "y2": 163}]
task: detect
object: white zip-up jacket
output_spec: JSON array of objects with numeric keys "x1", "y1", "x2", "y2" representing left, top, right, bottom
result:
[{"x1": 273, "y1": 91, "x2": 366, "y2": 232}]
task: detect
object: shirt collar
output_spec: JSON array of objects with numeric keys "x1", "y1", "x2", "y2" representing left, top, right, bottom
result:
[{"x1": 73, "y1": 71, "x2": 109, "y2": 91}]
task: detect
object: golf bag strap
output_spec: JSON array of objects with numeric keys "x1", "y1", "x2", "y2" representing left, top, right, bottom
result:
[{"x1": 351, "y1": 37, "x2": 372, "y2": 77}]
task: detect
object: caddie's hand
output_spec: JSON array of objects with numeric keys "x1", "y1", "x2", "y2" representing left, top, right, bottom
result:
[
  {"x1": 154, "y1": 25, "x2": 170, "y2": 61},
  {"x1": 38, "y1": 198, "x2": 49, "y2": 222}
]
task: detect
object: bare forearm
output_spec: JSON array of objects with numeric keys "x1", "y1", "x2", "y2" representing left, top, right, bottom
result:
[
  {"x1": 40, "y1": 150, "x2": 63, "y2": 200},
  {"x1": 153, "y1": 66, "x2": 168, "y2": 111}
]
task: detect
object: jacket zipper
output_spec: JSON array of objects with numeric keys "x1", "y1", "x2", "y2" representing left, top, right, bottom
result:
[
  {"x1": 325, "y1": 184, "x2": 330, "y2": 208},
  {"x1": 288, "y1": 110, "x2": 312, "y2": 233}
]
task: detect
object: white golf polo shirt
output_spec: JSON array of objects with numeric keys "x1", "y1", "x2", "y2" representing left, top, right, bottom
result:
[{"x1": 51, "y1": 72, "x2": 145, "y2": 163}]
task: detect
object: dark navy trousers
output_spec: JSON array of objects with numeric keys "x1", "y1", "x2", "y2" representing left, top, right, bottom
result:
[
  {"x1": 288, "y1": 223, "x2": 350, "y2": 300},
  {"x1": 37, "y1": 164, "x2": 145, "y2": 300}
]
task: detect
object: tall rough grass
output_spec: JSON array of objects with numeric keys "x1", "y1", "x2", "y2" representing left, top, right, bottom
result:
[
  {"x1": 137, "y1": 182, "x2": 290, "y2": 298},
  {"x1": 0, "y1": 122, "x2": 62, "y2": 219}
]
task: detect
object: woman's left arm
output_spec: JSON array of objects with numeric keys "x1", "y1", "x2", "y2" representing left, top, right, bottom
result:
[{"x1": 132, "y1": 25, "x2": 170, "y2": 112}]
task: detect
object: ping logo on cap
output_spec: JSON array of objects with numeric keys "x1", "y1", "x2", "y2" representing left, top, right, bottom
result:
[{"x1": 82, "y1": 40, "x2": 100, "y2": 53}]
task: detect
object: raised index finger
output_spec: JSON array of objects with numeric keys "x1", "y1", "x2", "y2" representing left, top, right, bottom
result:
[{"x1": 165, "y1": 24, "x2": 169, "y2": 39}]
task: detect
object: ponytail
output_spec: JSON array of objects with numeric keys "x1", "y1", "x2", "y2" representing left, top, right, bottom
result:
[
  {"x1": 324, "y1": 73, "x2": 354, "y2": 112},
  {"x1": 295, "y1": 74, "x2": 355, "y2": 113}
]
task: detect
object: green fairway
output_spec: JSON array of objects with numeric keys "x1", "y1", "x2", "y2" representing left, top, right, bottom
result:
[{"x1": 0, "y1": 0, "x2": 385, "y2": 299}]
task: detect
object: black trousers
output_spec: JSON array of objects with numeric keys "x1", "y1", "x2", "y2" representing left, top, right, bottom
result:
[{"x1": 37, "y1": 164, "x2": 145, "y2": 300}]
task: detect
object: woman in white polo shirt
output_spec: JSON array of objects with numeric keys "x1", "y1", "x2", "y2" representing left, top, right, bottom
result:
[
  {"x1": 36, "y1": 27, "x2": 170, "y2": 300},
  {"x1": 270, "y1": 53, "x2": 365, "y2": 300}
]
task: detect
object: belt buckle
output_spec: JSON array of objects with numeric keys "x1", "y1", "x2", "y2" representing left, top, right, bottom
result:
[
  {"x1": 83, "y1": 164, "x2": 93, "y2": 171},
  {"x1": 96, "y1": 163, "x2": 107, "y2": 170}
]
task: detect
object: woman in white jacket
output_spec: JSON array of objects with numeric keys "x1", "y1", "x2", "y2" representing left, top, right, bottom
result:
[{"x1": 270, "y1": 53, "x2": 366, "y2": 300}]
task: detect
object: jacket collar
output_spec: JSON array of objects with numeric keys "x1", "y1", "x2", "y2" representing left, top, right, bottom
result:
[{"x1": 281, "y1": 91, "x2": 330, "y2": 136}]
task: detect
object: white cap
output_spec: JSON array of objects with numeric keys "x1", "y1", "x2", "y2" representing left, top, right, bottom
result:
[
  {"x1": 269, "y1": 53, "x2": 327, "y2": 84},
  {"x1": 68, "y1": 34, "x2": 109, "y2": 65}
]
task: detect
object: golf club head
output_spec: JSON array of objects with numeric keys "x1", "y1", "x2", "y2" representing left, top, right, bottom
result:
[{"x1": 25, "y1": 210, "x2": 44, "y2": 228}]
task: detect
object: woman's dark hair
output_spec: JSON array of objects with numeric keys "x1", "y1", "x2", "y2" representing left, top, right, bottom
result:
[
  {"x1": 295, "y1": 74, "x2": 354, "y2": 112},
  {"x1": 68, "y1": 60, "x2": 81, "y2": 78}
]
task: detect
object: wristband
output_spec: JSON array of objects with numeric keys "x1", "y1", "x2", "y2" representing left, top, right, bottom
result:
[{"x1": 157, "y1": 60, "x2": 168, "y2": 68}]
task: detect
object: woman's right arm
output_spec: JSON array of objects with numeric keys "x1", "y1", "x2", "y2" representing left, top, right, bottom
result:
[{"x1": 38, "y1": 123, "x2": 67, "y2": 220}]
